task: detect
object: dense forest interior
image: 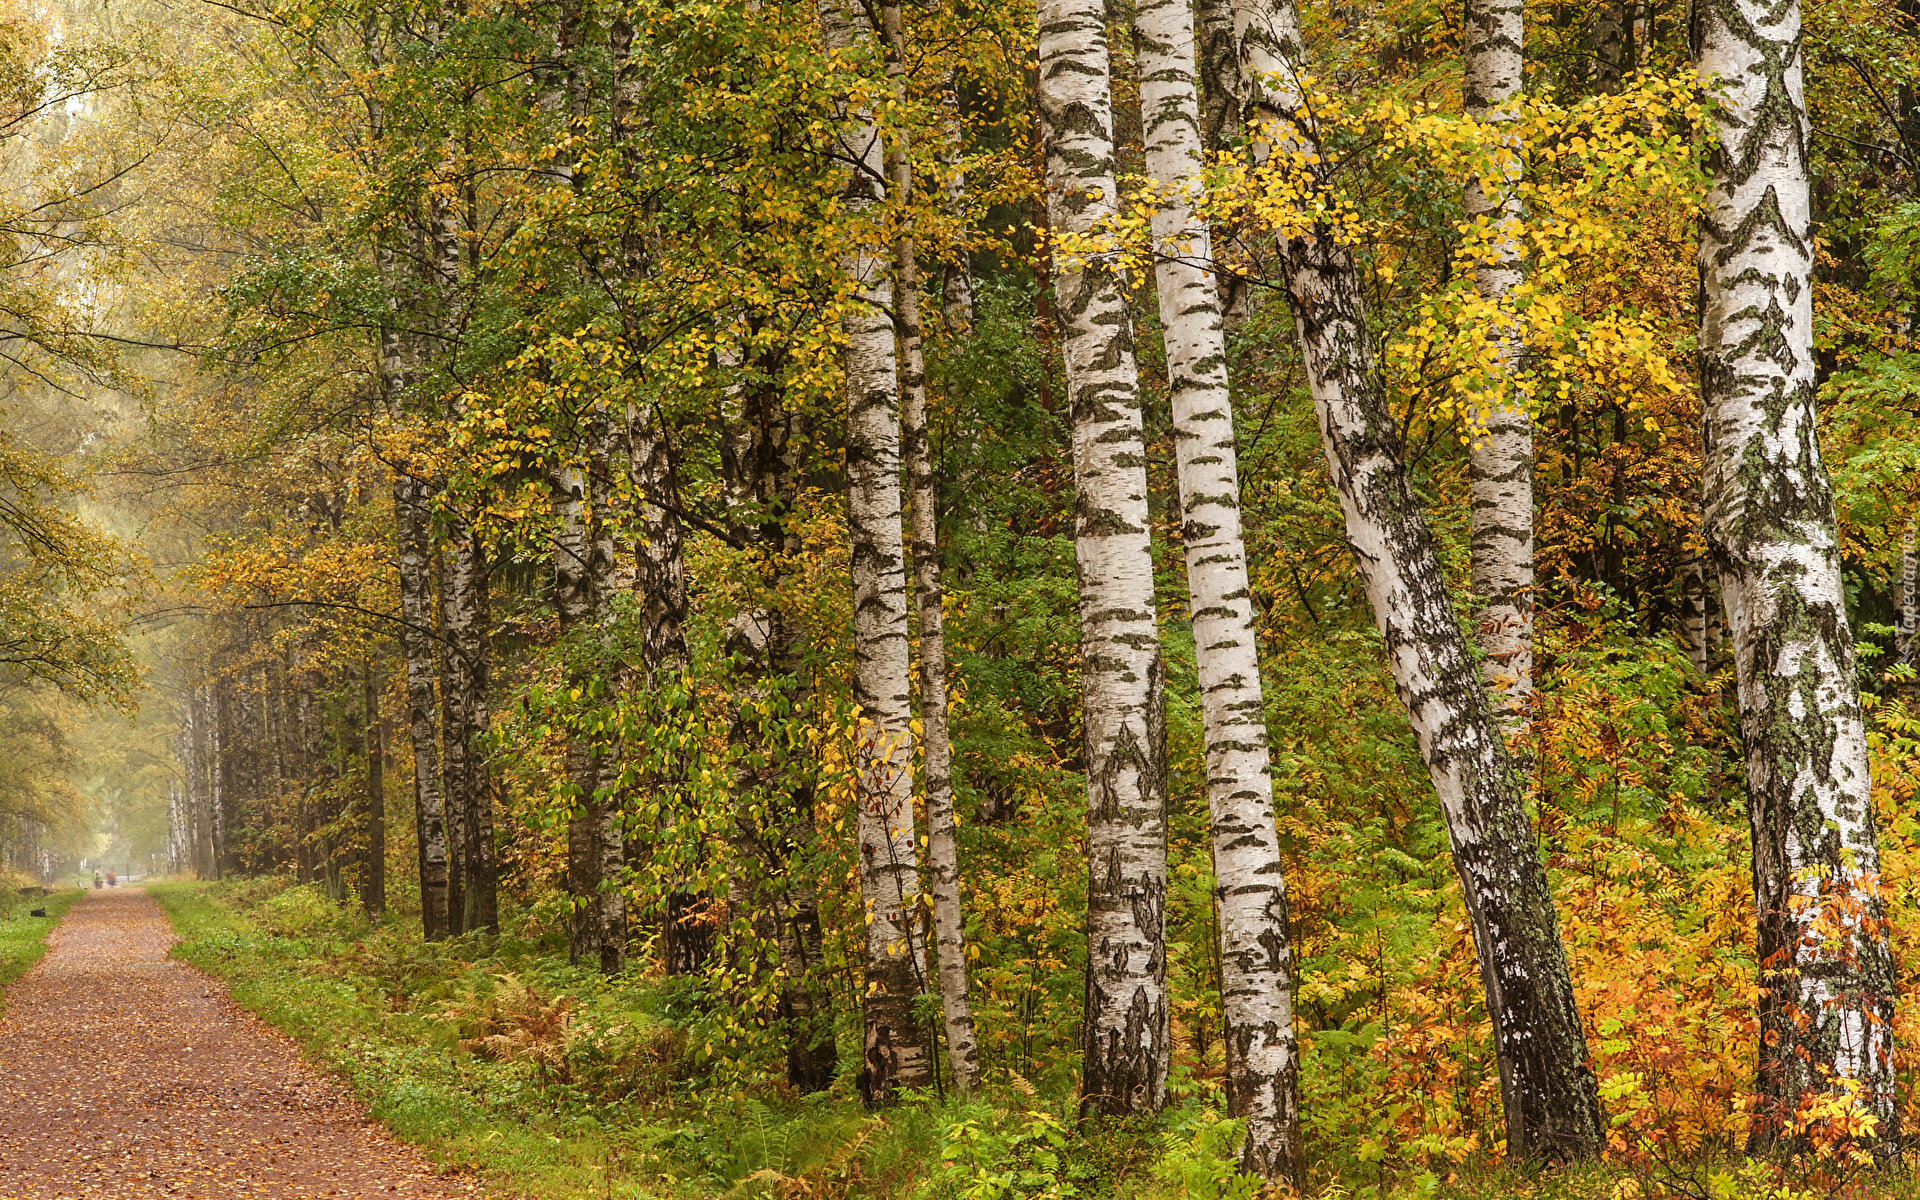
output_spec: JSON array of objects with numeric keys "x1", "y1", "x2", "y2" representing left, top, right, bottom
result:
[{"x1": 6, "y1": 0, "x2": 1920, "y2": 1192}]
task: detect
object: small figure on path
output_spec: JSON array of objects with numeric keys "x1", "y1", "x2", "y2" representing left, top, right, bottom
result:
[
  {"x1": 106, "y1": 871, "x2": 116, "y2": 887},
  {"x1": 92, "y1": 872, "x2": 101, "y2": 890}
]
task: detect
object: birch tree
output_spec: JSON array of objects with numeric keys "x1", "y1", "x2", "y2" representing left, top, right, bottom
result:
[
  {"x1": 821, "y1": 0, "x2": 932, "y2": 1102},
  {"x1": 1694, "y1": 0, "x2": 1899, "y2": 1150},
  {"x1": 878, "y1": 0, "x2": 980, "y2": 1096},
  {"x1": 1134, "y1": 0, "x2": 1296, "y2": 1174},
  {"x1": 1037, "y1": 0, "x2": 1170, "y2": 1116},
  {"x1": 1234, "y1": 0, "x2": 1602, "y2": 1158},
  {"x1": 1462, "y1": 0, "x2": 1532, "y2": 718},
  {"x1": 1898, "y1": 524, "x2": 1917, "y2": 674}
]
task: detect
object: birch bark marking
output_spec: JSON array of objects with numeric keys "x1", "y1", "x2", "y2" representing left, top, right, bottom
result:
[
  {"x1": 821, "y1": 0, "x2": 933, "y2": 1102},
  {"x1": 1681, "y1": 558, "x2": 1710, "y2": 675},
  {"x1": 1037, "y1": 0, "x2": 1171, "y2": 1116},
  {"x1": 1462, "y1": 0, "x2": 1533, "y2": 720},
  {"x1": 1235, "y1": 0, "x2": 1602, "y2": 1158},
  {"x1": 880, "y1": 0, "x2": 982, "y2": 1097},
  {"x1": 395, "y1": 471, "x2": 451, "y2": 942},
  {"x1": 552, "y1": 457, "x2": 613, "y2": 970},
  {"x1": 1897, "y1": 522, "x2": 1917, "y2": 674},
  {"x1": 1134, "y1": 0, "x2": 1297, "y2": 1175},
  {"x1": 442, "y1": 529, "x2": 496, "y2": 933},
  {"x1": 1694, "y1": 0, "x2": 1899, "y2": 1150}
]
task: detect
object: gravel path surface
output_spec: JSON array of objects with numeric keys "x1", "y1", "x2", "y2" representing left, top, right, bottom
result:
[{"x1": 0, "y1": 887, "x2": 477, "y2": 1198}]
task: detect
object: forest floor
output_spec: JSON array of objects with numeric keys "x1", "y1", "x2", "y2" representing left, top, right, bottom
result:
[{"x1": 0, "y1": 886, "x2": 481, "y2": 1198}]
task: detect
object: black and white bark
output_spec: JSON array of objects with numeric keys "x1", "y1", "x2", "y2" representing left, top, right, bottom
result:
[
  {"x1": 1463, "y1": 0, "x2": 1533, "y2": 722},
  {"x1": 821, "y1": 0, "x2": 933, "y2": 1103},
  {"x1": 881, "y1": 0, "x2": 981, "y2": 1098},
  {"x1": 394, "y1": 469, "x2": 451, "y2": 942},
  {"x1": 1133, "y1": 0, "x2": 1298, "y2": 1176},
  {"x1": 1038, "y1": 0, "x2": 1171, "y2": 1117},
  {"x1": 441, "y1": 528, "x2": 495, "y2": 933},
  {"x1": 1236, "y1": 0, "x2": 1602, "y2": 1159},
  {"x1": 720, "y1": 347, "x2": 840, "y2": 1093},
  {"x1": 1694, "y1": 0, "x2": 1899, "y2": 1151},
  {"x1": 1682, "y1": 557, "x2": 1711, "y2": 676},
  {"x1": 1898, "y1": 523, "x2": 1917, "y2": 674}
]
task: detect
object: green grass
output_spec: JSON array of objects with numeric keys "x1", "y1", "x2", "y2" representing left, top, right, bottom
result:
[
  {"x1": 148, "y1": 880, "x2": 678, "y2": 1199},
  {"x1": 145, "y1": 879, "x2": 1900, "y2": 1200},
  {"x1": 0, "y1": 885, "x2": 82, "y2": 991}
]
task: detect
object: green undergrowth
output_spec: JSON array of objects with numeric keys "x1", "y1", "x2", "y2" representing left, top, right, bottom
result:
[
  {"x1": 143, "y1": 878, "x2": 1889, "y2": 1200},
  {"x1": 0, "y1": 883, "x2": 80, "y2": 991}
]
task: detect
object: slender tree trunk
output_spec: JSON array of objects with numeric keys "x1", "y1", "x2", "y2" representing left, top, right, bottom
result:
[
  {"x1": 395, "y1": 474, "x2": 451, "y2": 940},
  {"x1": 1681, "y1": 558, "x2": 1710, "y2": 675},
  {"x1": 1897, "y1": 522, "x2": 1917, "y2": 675},
  {"x1": 192, "y1": 683, "x2": 215, "y2": 879},
  {"x1": 442, "y1": 528, "x2": 495, "y2": 933},
  {"x1": 211, "y1": 677, "x2": 234, "y2": 879},
  {"x1": 721, "y1": 348, "x2": 840, "y2": 1092},
  {"x1": 364, "y1": 659, "x2": 387, "y2": 918},
  {"x1": 880, "y1": 0, "x2": 979, "y2": 1100},
  {"x1": 436, "y1": 553, "x2": 468, "y2": 934},
  {"x1": 880, "y1": 0, "x2": 980, "y2": 1099},
  {"x1": 1037, "y1": 0, "x2": 1171, "y2": 1117},
  {"x1": 818, "y1": 0, "x2": 932, "y2": 1104},
  {"x1": 1463, "y1": 0, "x2": 1533, "y2": 723},
  {"x1": 1694, "y1": 0, "x2": 1900, "y2": 1153},
  {"x1": 1236, "y1": 0, "x2": 1602, "y2": 1158},
  {"x1": 1134, "y1": 0, "x2": 1298, "y2": 1174}
]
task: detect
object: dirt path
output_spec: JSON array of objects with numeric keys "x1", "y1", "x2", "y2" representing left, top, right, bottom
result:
[{"x1": 0, "y1": 887, "x2": 477, "y2": 1198}]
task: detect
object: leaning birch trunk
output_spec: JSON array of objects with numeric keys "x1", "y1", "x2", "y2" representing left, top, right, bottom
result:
[
  {"x1": 881, "y1": 0, "x2": 981, "y2": 1098},
  {"x1": 1135, "y1": 0, "x2": 1297, "y2": 1174},
  {"x1": 1236, "y1": 0, "x2": 1602, "y2": 1158},
  {"x1": 821, "y1": 0, "x2": 931, "y2": 1103},
  {"x1": 1462, "y1": 0, "x2": 1532, "y2": 721},
  {"x1": 1038, "y1": 0, "x2": 1171, "y2": 1116},
  {"x1": 1695, "y1": 0, "x2": 1899, "y2": 1152}
]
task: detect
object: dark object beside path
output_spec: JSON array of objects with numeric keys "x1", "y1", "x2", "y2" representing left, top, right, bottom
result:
[{"x1": 0, "y1": 887, "x2": 478, "y2": 1198}]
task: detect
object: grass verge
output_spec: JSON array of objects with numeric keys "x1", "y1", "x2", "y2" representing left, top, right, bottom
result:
[
  {"x1": 148, "y1": 879, "x2": 670, "y2": 1199},
  {"x1": 143, "y1": 878, "x2": 1887, "y2": 1200},
  {"x1": 0, "y1": 885, "x2": 82, "y2": 991}
]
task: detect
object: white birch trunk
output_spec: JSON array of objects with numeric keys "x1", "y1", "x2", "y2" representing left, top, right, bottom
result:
[
  {"x1": 1681, "y1": 557, "x2": 1710, "y2": 675},
  {"x1": 1134, "y1": 0, "x2": 1296, "y2": 1174},
  {"x1": 879, "y1": 0, "x2": 981, "y2": 1098},
  {"x1": 1695, "y1": 0, "x2": 1898, "y2": 1150},
  {"x1": 1235, "y1": 0, "x2": 1602, "y2": 1158},
  {"x1": 1898, "y1": 522, "x2": 1917, "y2": 672},
  {"x1": 1038, "y1": 0, "x2": 1171, "y2": 1116},
  {"x1": 821, "y1": 0, "x2": 932, "y2": 1102},
  {"x1": 1463, "y1": 0, "x2": 1532, "y2": 722}
]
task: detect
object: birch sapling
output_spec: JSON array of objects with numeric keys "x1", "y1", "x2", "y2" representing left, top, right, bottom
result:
[
  {"x1": 1235, "y1": 0, "x2": 1603, "y2": 1158},
  {"x1": 820, "y1": 0, "x2": 933, "y2": 1102},
  {"x1": 1133, "y1": 0, "x2": 1298, "y2": 1176},
  {"x1": 1037, "y1": 0, "x2": 1171, "y2": 1116},
  {"x1": 1694, "y1": 0, "x2": 1899, "y2": 1151}
]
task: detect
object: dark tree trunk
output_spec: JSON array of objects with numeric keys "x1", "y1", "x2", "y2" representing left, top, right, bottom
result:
[{"x1": 363, "y1": 660, "x2": 388, "y2": 918}]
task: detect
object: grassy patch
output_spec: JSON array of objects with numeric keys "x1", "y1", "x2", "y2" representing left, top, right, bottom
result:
[
  {"x1": 0, "y1": 885, "x2": 82, "y2": 991},
  {"x1": 146, "y1": 879, "x2": 1894, "y2": 1200}
]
